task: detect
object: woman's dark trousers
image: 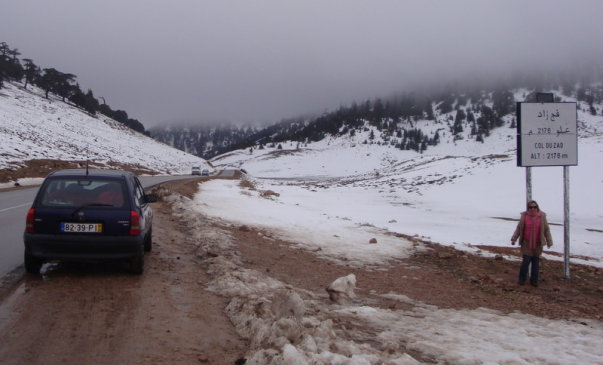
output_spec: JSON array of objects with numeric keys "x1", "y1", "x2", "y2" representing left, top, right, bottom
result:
[{"x1": 518, "y1": 255, "x2": 540, "y2": 285}]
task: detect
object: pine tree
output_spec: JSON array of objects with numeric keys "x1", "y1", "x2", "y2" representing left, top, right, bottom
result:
[
  {"x1": 83, "y1": 90, "x2": 99, "y2": 114},
  {"x1": 0, "y1": 44, "x2": 23, "y2": 85},
  {"x1": 56, "y1": 72, "x2": 76, "y2": 101},
  {"x1": 0, "y1": 42, "x2": 8, "y2": 56},
  {"x1": 492, "y1": 89, "x2": 514, "y2": 116},
  {"x1": 38, "y1": 68, "x2": 61, "y2": 98},
  {"x1": 432, "y1": 130, "x2": 440, "y2": 145},
  {"x1": 22, "y1": 58, "x2": 39, "y2": 89},
  {"x1": 425, "y1": 100, "x2": 435, "y2": 120}
]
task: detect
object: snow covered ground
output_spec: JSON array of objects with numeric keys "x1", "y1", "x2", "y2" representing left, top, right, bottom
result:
[
  {"x1": 0, "y1": 82, "x2": 208, "y2": 178},
  {"x1": 194, "y1": 99, "x2": 603, "y2": 363},
  {"x1": 182, "y1": 170, "x2": 603, "y2": 363},
  {"x1": 207, "y1": 108, "x2": 603, "y2": 268}
]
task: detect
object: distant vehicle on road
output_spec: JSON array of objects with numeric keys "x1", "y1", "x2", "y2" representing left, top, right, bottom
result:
[
  {"x1": 191, "y1": 166, "x2": 201, "y2": 175},
  {"x1": 201, "y1": 169, "x2": 210, "y2": 176},
  {"x1": 23, "y1": 169, "x2": 157, "y2": 275}
]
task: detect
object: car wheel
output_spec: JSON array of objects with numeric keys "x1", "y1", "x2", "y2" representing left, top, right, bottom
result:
[
  {"x1": 24, "y1": 252, "x2": 43, "y2": 274},
  {"x1": 130, "y1": 251, "x2": 144, "y2": 275},
  {"x1": 144, "y1": 229, "x2": 152, "y2": 252}
]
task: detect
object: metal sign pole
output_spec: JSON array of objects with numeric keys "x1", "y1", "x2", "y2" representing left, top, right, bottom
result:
[
  {"x1": 563, "y1": 166, "x2": 570, "y2": 279},
  {"x1": 526, "y1": 167, "x2": 532, "y2": 201}
]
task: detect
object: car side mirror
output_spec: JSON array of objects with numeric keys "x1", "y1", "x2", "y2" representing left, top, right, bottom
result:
[{"x1": 145, "y1": 194, "x2": 158, "y2": 203}]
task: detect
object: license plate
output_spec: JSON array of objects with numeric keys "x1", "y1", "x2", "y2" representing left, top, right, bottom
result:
[{"x1": 61, "y1": 223, "x2": 103, "y2": 233}]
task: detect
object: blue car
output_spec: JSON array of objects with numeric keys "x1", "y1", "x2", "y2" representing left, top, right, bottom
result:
[{"x1": 23, "y1": 169, "x2": 157, "y2": 274}]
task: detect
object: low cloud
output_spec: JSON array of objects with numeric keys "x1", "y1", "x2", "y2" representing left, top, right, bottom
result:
[{"x1": 2, "y1": 0, "x2": 602, "y2": 127}]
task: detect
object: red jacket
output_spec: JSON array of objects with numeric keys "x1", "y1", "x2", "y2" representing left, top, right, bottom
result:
[{"x1": 511, "y1": 211, "x2": 553, "y2": 256}]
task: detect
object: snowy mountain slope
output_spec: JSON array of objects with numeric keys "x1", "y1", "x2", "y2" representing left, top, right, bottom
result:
[
  {"x1": 209, "y1": 93, "x2": 603, "y2": 267},
  {"x1": 0, "y1": 82, "x2": 208, "y2": 179}
]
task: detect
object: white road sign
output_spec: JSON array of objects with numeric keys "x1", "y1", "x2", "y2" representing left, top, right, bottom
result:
[{"x1": 517, "y1": 102, "x2": 578, "y2": 167}]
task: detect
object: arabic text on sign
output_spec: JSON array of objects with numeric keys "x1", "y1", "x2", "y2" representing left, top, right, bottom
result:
[{"x1": 537, "y1": 109, "x2": 561, "y2": 121}]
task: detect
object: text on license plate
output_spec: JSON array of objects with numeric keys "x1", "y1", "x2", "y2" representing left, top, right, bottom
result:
[{"x1": 61, "y1": 223, "x2": 103, "y2": 233}]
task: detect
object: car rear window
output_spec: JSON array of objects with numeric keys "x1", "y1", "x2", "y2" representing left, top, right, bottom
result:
[{"x1": 39, "y1": 178, "x2": 127, "y2": 208}]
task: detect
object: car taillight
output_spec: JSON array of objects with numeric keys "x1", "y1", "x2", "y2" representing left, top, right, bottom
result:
[
  {"x1": 26, "y1": 208, "x2": 35, "y2": 233},
  {"x1": 130, "y1": 210, "x2": 141, "y2": 236}
]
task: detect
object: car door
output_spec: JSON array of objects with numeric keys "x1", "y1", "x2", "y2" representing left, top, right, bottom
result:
[{"x1": 133, "y1": 176, "x2": 153, "y2": 234}]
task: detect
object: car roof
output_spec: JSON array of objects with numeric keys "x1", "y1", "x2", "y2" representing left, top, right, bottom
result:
[{"x1": 47, "y1": 169, "x2": 134, "y2": 179}]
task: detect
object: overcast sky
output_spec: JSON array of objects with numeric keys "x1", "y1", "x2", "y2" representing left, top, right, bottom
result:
[{"x1": 2, "y1": 1, "x2": 602, "y2": 127}]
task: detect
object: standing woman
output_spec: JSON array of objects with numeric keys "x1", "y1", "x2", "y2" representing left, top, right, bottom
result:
[{"x1": 510, "y1": 200, "x2": 553, "y2": 286}]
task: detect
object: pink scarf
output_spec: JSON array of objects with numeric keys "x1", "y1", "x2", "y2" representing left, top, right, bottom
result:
[{"x1": 523, "y1": 212, "x2": 542, "y2": 249}]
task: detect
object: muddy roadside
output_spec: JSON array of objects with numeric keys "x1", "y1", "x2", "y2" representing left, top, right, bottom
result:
[
  {"x1": 206, "y1": 178, "x2": 603, "y2": 322},
  {"x1": 0, "y1": 177, "x2": 601, "y2": 365},
  {"x1": 224, "y1": 207, "x2": 603, "y2": 322},
  {"x1": 0, "y1": 179, "x2": 247, "y2": 365}
]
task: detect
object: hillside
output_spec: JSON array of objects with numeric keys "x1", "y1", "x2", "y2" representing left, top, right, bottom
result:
[
  {"x1": 149, "y1": 123, "x2": 260, "y2": 160},
  {"x1": 207, "y1": 90, "x2": 603, "y2": 268},
  {"x1": 152, "y1": 68, "x2": 603, "y2": 160},
  {"x1": 0, "y1": 82, "x2": 209, "y2": 183}
]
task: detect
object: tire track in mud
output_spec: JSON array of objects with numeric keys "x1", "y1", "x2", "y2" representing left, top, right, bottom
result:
[{"x1": 0, "y1": 189, "x2": 246, "y2": 365}]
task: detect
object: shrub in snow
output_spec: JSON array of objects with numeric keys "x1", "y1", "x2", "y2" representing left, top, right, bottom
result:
[{"x1": 260, "y1": 189, "x2": 280, "y2": 198}]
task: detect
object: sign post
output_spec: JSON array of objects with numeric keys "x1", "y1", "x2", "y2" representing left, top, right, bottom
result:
[{"x1": 517, "y1": 102, "x2": 577, "y2": 279}]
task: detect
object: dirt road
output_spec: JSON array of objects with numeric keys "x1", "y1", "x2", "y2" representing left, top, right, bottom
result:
[
  {"x1": 0, "y1": 177, "x2": 601, "y2": 364},
  {"x1": 0, "y1": 179, "x2": 247, "y2": 365}
]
